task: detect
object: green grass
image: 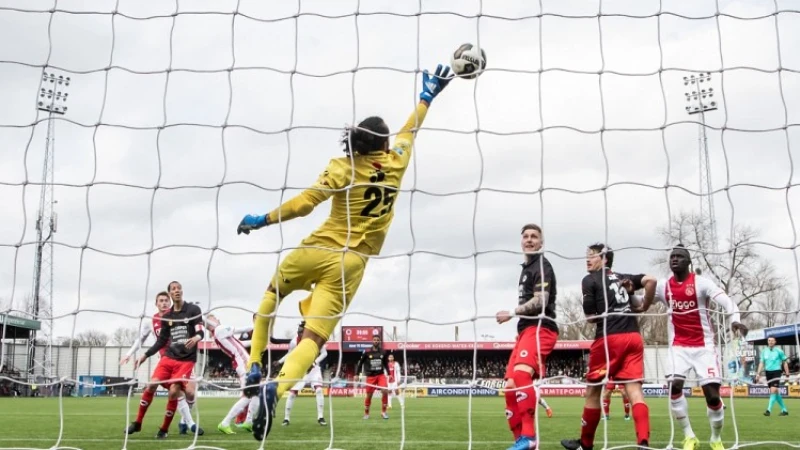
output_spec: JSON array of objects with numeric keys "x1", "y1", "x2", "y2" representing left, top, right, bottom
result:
[{"x1": 0, "y1": 396, "x2": 795, "y2": 449}]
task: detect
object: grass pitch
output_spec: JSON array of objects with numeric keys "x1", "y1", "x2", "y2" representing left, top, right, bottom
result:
[{"x1": 0, "y1": 396, "x2": 794, "y2": 449}]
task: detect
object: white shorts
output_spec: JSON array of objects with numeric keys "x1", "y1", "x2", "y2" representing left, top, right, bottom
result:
[
  {"x1": 666, "y1": 346, "x2": 721, "y2": 386},
  {"x1": 388, "y1": 382, "x2": 398, "y2": 391},
  {"x1": 290, "y1": 365, "x2": 323, "y2": 392}
]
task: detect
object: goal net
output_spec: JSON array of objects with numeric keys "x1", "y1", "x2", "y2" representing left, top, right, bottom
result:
[{"x1": 1, "y1": 1, "x2": 799, "y2": 450}]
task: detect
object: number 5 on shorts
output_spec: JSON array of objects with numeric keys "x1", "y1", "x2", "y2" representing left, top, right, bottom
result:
[{"x1": 708, "y1": 368, "x2": 717, "y2": 378}]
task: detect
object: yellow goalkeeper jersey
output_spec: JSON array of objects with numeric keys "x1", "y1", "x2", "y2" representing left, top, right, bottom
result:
[{"x1": 267, "y1": 102, "x2": 428, "y2": 256}]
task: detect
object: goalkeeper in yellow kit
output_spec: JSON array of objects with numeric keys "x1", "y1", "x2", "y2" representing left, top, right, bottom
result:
[{"x1": 236, "y1": 64, "x2": 454, "y2": 442}]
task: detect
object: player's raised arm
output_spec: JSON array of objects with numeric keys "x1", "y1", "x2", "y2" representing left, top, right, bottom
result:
[
  {"x1": 631, "y1": 275, "x2": 657, "y2": 312},
  {"x1": 236, "y1": 161, "x2": 343, "y2": 235},
  {"x1": 618, "y1": 274, "x2": 656, "y2": 313},
  {"x1": 121, "y1": 322, "x2": 151, "y2": 365},
  {"x1": 136, "y1": 320, "x2": 171, "y2": 369},
  {"x1": 701, "y1": 276, "x2": 748, "y2": 336},
  {"x1": 392, "y1": 65, "x2": 453, "y2": 161}
]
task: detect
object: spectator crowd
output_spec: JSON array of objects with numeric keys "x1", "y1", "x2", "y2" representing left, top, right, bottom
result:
[{"x1": 204, "y1": 350, "x2": 587, "y2": 383}]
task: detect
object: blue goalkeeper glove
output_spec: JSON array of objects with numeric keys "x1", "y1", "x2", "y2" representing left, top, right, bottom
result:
[
  {"x1": 237, "y1": 214, "x2": 268, "y2": 235},
  {"x1": 420, "y1": 64, "x2": 453, "y2": 103}
]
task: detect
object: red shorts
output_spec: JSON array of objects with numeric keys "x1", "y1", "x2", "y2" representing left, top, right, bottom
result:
[
  {"x1": 586, "y1": 332, "x2": 644, "y2": 383},
  {"x1": 504, "y1": 326, "x2": 558, "y2": 379},
  {"x1": 151, "y1": 356, "x2": 195, "y2": 389},
  {"x1": 365, "y1": 374, "x2": 387, "y2": 393}
]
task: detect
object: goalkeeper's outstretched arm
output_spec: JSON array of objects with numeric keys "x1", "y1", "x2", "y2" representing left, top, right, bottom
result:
[{"x1": 235, "y1": 64, "x2": 454, "y2": 236}]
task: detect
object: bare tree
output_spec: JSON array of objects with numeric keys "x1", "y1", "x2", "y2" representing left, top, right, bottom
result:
[
  {"x1": 556, "y1": 292, "x2": 595, "y2": 340},
  {"x1": 111, "y1": 326, "x2": 140, "y2": 346},
  {"x1": 638, "y1": 302, "x2": 669, "y2": 345},
  {"x1": 654, "y1": 211, "x2": 790, "y2": 335},
  {"x1": 60, "y1": 330, "x2": 109, "y2": 347},
  {"x1": 747, "y1": 289, "x2": 796, "y2": 329}
]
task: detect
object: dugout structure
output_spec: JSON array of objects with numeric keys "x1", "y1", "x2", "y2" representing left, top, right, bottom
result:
[{"x1": 0, "y1": 313, "x2": 41, "y2": 396}]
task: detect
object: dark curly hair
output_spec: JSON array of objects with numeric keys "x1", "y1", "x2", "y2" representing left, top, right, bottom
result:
[{"x1": 341, "y1": 116, "x2": 389, "y2": 155}]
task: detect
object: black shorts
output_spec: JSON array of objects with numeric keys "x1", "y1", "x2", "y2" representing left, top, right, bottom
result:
[{"x1": 766, "y1": 370, "x2": 783, "y2": 388}]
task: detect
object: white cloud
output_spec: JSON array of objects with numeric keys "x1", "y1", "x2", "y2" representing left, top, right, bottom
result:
[{"x1": 0, "y1": 0, "x2": 799, "y2": 349}]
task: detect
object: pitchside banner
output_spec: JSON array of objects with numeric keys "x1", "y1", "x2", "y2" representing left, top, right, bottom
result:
[
  {"x1": 427, "y1": 387, "x2": 498, "y2": 397},
  {"x1": 748, "y1": 385, "x2": 788, "y2": 397},
  {"x1": 341, "y1": 325, "x2": 383, "y2": 351}
]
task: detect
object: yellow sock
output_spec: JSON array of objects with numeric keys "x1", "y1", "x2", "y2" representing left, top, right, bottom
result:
[
  {"x1": 275, "y1": 338, "x2": 319, "y2": 399},
  {"x1": 248, "y1": 289, "x2": 276, "y2": 368}
]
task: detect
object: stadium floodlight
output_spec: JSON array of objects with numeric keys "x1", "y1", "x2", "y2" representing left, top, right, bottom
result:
[
  {"x1": 37, "y1": 71, "x2": 70, "y2": 115},
  {"x1": 27, "y1": 69, "x2": 71, "y2": 387},
  {"x1": 683, "y1": 72, "x2": 717, "y2": 115}
]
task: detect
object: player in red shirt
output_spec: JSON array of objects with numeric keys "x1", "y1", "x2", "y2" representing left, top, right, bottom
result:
[
  {"x1": 647, "y1": 245, "x2": 747, "y2": 450},
  {"x1": 356, "y1": 336, "x2": 389, "y2": 420},
  {"x1": 122, "y1": 291, "x2": 201, "y2": 437},
  {"x1": 602, "y1": 382, "x2": 631, "y2": 420},
  {"x1": 132, "y1": 281, "x2": 205, "y2": 439},
  {"x1": 496, "y1": 224, "x2": 559, "y2": 450},
  {"x1": 561, "y1": 243, "x2": 655, "y2": 450}
]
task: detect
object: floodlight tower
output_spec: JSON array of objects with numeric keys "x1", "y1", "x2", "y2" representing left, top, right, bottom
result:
[
  {"x1": 26, "y1": 69, "x2": 70, "y2": 383},
  {"x1": 683, "y1": 73, "x2": 719, "y2": 266}
]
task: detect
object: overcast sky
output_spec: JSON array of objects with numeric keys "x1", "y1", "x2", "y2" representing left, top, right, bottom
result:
[{"x1": 1, "y1": 0, "x2": 800, "y2": 348}]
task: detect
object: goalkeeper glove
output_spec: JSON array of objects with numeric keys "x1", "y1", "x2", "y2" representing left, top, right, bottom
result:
[
  {"x1": 420, "y1": 64, "x2": 453, "y2": 103},
  {"x1": 237, "y1": 214, "x2": 268, "y2": 235}
]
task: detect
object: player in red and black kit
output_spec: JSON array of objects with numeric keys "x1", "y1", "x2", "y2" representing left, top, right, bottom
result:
[
  {"x1": 561, "y1": 243, "x2": 656, "y2": 450},
  {"x1": 356, "y1": 335, "x2": 390, "y2": 420},
  {"x1": 496, "y1": 223, "x2": 559, "y2": 450},
  {"x1": 133, "y1": 281, "x2": 205, "y2": 439}
]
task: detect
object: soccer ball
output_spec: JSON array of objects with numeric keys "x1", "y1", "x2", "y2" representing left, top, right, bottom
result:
[{"x1": 450, "y1": 43, "x2": 487, "y2": 79}]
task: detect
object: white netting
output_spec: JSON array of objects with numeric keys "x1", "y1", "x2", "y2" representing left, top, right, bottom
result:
[{"x1": 1, "y1": 1, "x2": 800, "y2": 449}]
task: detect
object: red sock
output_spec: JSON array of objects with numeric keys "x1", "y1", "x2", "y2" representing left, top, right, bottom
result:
[
  {"x1": 364, "y1": 390, "x2": 372, "y2": 414},
  {"x1": 632, "y1": 402, "x2": 650, "y2": 445},
  {"x1": 505, "y1": 389, "x2": 522, "y2": 440},
  {"x1": 580, "y1": 407, "x2": 602, "y2": 448},
  {"x1": 160, "y1": 399, "x2": 178, "y2": 432},
  {"x1": 381, "y1": 392, "x2": 388, "y2": 413},
  {"x1": 136, "y1": 389, "x2": 155, "y2": 424},
  {"x1": 235, "y1": 409, "x2": 247, "y2": 424},
  {"x1": 511, "y1": 371, "x2": 538, "y2": 439},
  {"x1": 623, "y1": 397, "x2": 631, "y2": 416},
  {"x1": 602, "y1": 399, "x2": 610, "y2": 417}
]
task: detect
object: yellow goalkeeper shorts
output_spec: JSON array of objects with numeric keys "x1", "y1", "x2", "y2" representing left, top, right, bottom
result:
[{"x1": 271, "y1": 247, "x2": 367, "y2": 341}]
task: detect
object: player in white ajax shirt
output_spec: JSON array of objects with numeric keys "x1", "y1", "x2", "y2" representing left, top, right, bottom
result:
[
  {"x1": 386, "y1": 353, "x2": 406, "y2": 409},
  {"x1": 646, "y1": 245, "x2": 748, "y2": 450},
  {"x1": 204, "y1": 314, "x2": 260, "y2": 435},
  {"x1": 281, "y1": 321, "x2": 328, "y2": 426}
]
